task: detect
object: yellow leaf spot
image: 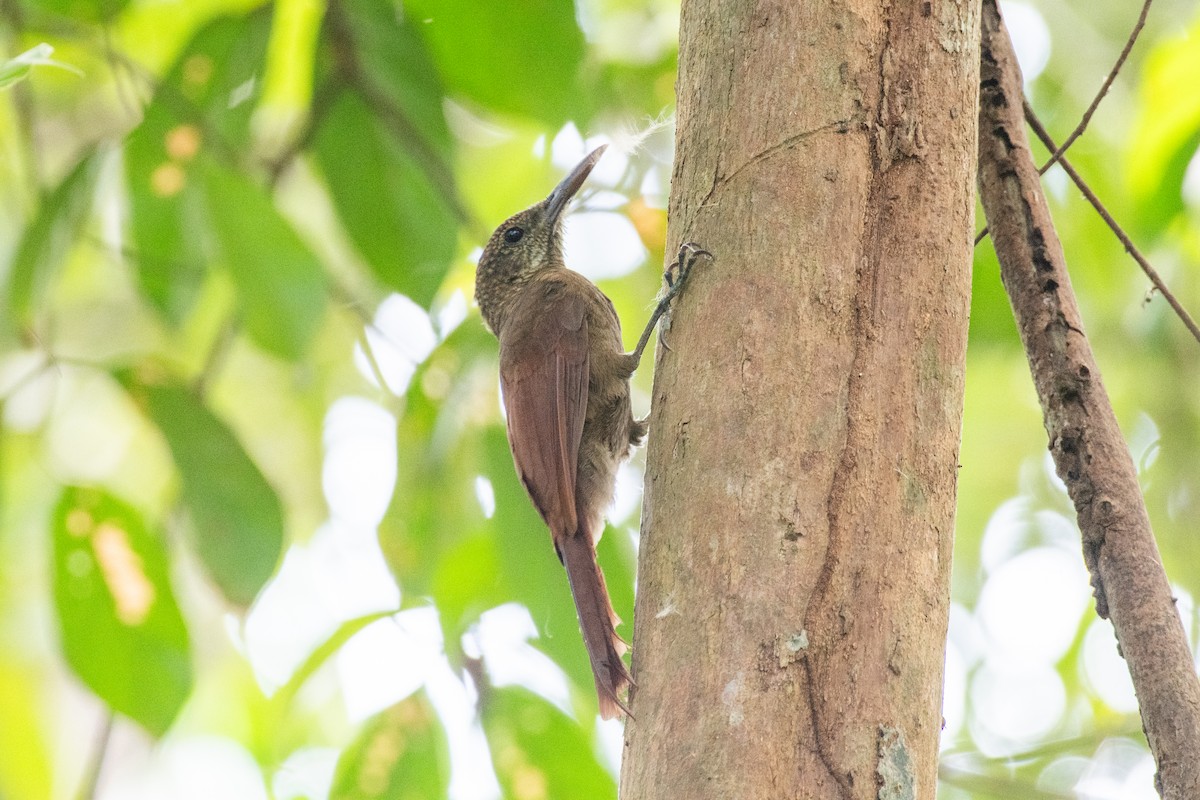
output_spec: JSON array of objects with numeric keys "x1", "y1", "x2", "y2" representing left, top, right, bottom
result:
[
  {"x1": 183, "y1": 55, "x2": 213, "y2": 87},
  {"x1": 133, "y1": 361, "x2": 166, "y2": 386},
  {"x1": 358, "y1": 721, "x2": 405, "y2": 797},
  {"x1": 627, "y1": 196, "x2": 667, "y2": 252},
  {"x1": 150, "y1": 162, "x2": 186, "y2": 197},
  {"x1": 66, "y1": 509, "x2": 93, "y2": 537},
  {"x1": 420, "y1": 362, "x2": 451, "y2": 400},
  {"x1": 165, "y1": 124, "x2": 202, "y2": 161},
  {"x1": 92, "y1": 522, "x2": 155, "y2": 626},
  {"x1": 512, "y1": 764, "x2": 547, "y2": 800},
  {"x1": 67, "y1": 549, "x2": 93, "y2": 578}
]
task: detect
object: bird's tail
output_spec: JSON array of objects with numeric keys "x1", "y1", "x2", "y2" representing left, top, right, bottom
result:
[{"x1": 559, "y1": 530, "x2": 634, "y2": 719}]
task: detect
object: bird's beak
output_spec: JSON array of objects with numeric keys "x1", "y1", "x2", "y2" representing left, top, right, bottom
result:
[{"x1": 545, "y1": 145, "x2": 607, "y2": 222}]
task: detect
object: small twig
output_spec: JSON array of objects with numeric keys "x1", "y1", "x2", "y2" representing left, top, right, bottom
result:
[
  {"x1": 355, "y1": 328, "x2": 402, "y2": 405},
  {"x1": 461, "y1": 653, "x2": 494, "y2": 714},
  {"x1": 266, "y1": 74, "x2": 343, "y2": 187},
  {"x1": 975, "y1": 0, "x2": 1153, "y2": 245},
  {"x1": 101, "y1": 24, "x2": 144, "y2": 121},
  {"x1": 937, "y1": 764, "x2": 1076, "y2": 800},
  {"x1": 322, "y1": 271, "x2": 376, "y2": 328},
  {"x1": 1023, "y1": 100, "x2": 1200, "y2": 346},
  {"x1": 321, "y1": 275, "x2": 407, "y2": 404},
  {"x1": 77, "y1": 709, "x2": 114, "y2": 800},
  {"x1": 324, "y1": 0, "x2": 479, "y2": 237},
  {"x1": 941, "y1": 723, "x2": 1142, "y2": 765},
  {"x1": 1039, "y1": 0, "x2": 1152, "y2": 175}
]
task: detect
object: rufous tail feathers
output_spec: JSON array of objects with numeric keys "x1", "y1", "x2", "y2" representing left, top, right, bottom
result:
[{"x1": 558, "y1": 531, "x2": 633, "y2": 719}]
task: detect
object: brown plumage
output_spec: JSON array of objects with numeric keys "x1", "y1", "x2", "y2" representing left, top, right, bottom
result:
[
  {"x1": 475, "y1": 147, "x2": 636, "y2": 718},
  {"x1": 475, "y1": 147, "x2": 704, "y2": 718}
]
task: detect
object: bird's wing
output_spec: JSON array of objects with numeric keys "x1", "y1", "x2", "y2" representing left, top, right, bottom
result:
[{"x1": 498, "y1": 282, "x2": 590, "y2": 538}]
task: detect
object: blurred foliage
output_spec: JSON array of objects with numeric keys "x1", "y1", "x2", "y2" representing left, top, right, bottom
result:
[{"x1": 0, "y1": 0, "x2": 1197, "y2": 798}]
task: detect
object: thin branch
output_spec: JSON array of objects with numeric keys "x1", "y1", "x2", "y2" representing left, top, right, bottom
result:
[
  {"x1": 977, "y1": 3, "x2": 1200, "y2": 794},
  {"x1": 938, "y1": 765, "x2": 1076, "y2": 800},
  {"x1": 192, "y1": 314, "x2": 240, "y2": 397},
  {"x1": 1038, "y1": 0, "x2": 1152, "y2": 175},
  {"x1": 100, "y1": 23, "x2": 144, "y2": 121},
  {"x1": 77, "y1": 709, "x2": 114, "y2": 800},
  {"x1": 266, "y1": 74, "x2": 343, "y2": 188},
  {"x1": 941, "y1": 723, "x2": 1142, "y2": 766},
  {"x1": 1023, "y1": 100, "x2": 1200, "y2": 346},
  {"x1": 975, "y1": 0, "x2": 1153, "y2": 244},
  {"x1": 324, "y1": 0, "x2": 480, "y2": 237}
]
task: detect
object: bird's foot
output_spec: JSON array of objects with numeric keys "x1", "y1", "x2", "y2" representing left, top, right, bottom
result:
[
  {"x1": 658, "y1": 242, "x2": 713, "y2": 349},
  {"x1": 627, "y1": 243, "x2": 713, "y2": 367}
]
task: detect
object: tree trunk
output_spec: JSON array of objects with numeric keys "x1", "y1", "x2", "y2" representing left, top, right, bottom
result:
[{"x1": 621, "y1": 0, "x2": 980, "y2": 798}]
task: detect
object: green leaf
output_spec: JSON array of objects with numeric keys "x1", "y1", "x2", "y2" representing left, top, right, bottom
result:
[
  {"x1": 0, "y1": 43, "x2": 83, "y2": 89},
  {"x1": 52, "y1": 487, "x2": 193, "y2": 736},
  {"x1": 123, "y1": 372, "x2": 284, "y2": 605},
  {"x1": 198, "y1": 160, "x2": 327, "y2": 359},
  {"x1": 377, "y1": 340, "x2": 495, "y2": 600},
  {"x1": 0, "y1": 663, "x2": 52, "y2": 798},
  {"x1": 484, "y1": 688, "x2": 615, "y2": 800},
  {"x1": 25, "y1": 1, "x2": 131, "y2": 24},
  {"x1": 314, "y1": 3, "x2": 457, "y2": 306},
  {"x1": 326, "y1": 1, "x2": 451, "y2": 155},
  {"x1": 405, "y1": 0, "x2": 590, "y2": 126},
  {"x1": 271, "y1": 611, "x2": 397, "y2": 714},
  {"x1": 331, "y1": 690, "x2": 449, "y2": 800},
  {"x1": 313, "y1": 92, "x2": 457, "y2": 307},
  {"x1": 123, "y1": 110, "x2": 208, "y2": 321},
  {"x1": 432, "y1": 532, "x2": 504, "y2": 636},
  {"x1": 123, "y1": 9, "x2": 273, "y2": 321},
  {"x1": 7, "y1": 150, "x2": 101, "y2": 322},
  {"x1": 377, "y1": 393, "x2": 444, "y2": 598},
  {"x1": 1128, "y1": 16, "x2": 1200, "y2": 236}
]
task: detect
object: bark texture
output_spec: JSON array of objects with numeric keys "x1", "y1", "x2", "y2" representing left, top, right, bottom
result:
[
  {"x1": 620, "y1": 0, "x2": 980, "y2": 797},
  {"x1": 976, "y1": 3, "x2": 1200, "y2": 797}
]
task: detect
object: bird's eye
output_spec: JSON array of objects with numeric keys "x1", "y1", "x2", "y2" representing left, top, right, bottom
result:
[{"x1": 504, "y1": 227, "x2": 524, "y2": 243}]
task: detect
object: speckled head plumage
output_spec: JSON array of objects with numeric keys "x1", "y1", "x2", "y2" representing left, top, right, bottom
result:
[{"x1": 474, "y1": 145, "x2": 607, "y2": 333}]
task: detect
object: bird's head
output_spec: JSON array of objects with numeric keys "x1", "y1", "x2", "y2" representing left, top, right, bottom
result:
[{"x1": 475, "y1": 145, "x2": 606, "y2": 328}]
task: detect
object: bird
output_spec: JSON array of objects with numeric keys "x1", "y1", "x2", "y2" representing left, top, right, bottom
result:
[{"x1": 474, "y1": 144, "x2": 708, "y2": 718}]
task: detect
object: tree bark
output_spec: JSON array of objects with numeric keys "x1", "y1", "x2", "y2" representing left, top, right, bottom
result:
[
  {"x1": 620, "y1": 0, "x2": 980, "y2": 797},
  {"x1": 976, "y1": 2, "x2": 1200, "y2": 796}
]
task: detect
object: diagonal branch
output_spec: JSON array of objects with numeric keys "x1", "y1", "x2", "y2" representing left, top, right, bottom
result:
[
  {"x1": 1037, "y1": 0, "x2": 1152, "y2": 176},
  {"x1": 977, "y1": 2, "x2": 1200, "y2": 797},
  {"x1": 77, "y1": 709, "x2": 114, "y2": 800},
  {"x1": 266, "y1": 74, "x2": 343, "y2": 187},
  {"x1": 975, "y1": 0, "x2": 1153, "y2": 245},
  {"x1": 1022, "y1": 102, "x2": 1200, "y2": 345}
]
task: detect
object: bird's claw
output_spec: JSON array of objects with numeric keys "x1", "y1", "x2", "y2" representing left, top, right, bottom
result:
[
  {"x1": 655, "y1": 243, "x2": 711, "y2": 352},
  {"x1": 664, "y1": 242, "x2": 713, "y2": 290}
]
